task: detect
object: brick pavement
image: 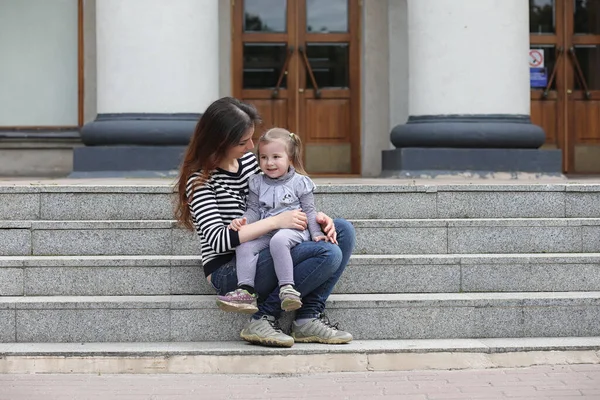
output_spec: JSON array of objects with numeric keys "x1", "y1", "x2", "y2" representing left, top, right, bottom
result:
[{"x1": 0, "y1": 364, "x2": 599, "y2": 400}]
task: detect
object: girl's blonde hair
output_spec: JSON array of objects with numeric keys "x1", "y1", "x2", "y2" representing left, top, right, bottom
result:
[{"x1": 258, "y1": 127, "x2": 307, "y2": 175}]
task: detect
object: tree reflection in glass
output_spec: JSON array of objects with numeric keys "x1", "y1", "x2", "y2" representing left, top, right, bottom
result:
[
  {"x1": 530, "y1": 0, "x2": 555, "y2": 34},
  {"x1": 574, "y1": 0, "x2": 600, "y2": 34},
  {"x1": 244, "y1": 0, "x2": 286, "y2": 32}
]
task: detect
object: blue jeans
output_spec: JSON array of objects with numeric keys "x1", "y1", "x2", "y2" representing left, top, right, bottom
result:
[{"x1": 209, "y1": 218, "x2": 356, "y2": 320}]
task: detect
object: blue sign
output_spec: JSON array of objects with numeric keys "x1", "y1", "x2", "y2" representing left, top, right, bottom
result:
[{"x1": 530, "y1": 67, "x2": 547, "y2": 88}]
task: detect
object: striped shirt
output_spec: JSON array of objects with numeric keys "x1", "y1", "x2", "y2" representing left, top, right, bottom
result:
[{"x1": 186, "y1": 152, "x2": 260, "y2": 277}]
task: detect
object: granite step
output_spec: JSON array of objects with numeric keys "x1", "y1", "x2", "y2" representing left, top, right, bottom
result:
[
  {"x1": 1, "y1": 292, "x2": 599, "y2": 343},
  {"x1": 1, "y1": 183, "x2": 600, "y2": 221},
  {"x1": 2, "y1": 338, "x2": 600, "y2": 374},
  {"x1": 2, "y1": 254, "x2": 600, "y2": 296},
  {"x1": 1, "y1": 218, "x2": 599, "y2": 256}
]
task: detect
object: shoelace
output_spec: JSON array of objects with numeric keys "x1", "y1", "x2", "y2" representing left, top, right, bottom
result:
[
  {"x1": 264, "y1": 316, "x2": 284, "y2": 333},
  {"x1": 319, "y1": 314, "x2": 340, "y2": 331}
]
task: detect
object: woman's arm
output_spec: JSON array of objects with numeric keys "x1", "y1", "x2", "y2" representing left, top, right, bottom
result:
[{"x1": 188, "y1": 183, "x2": 241, "y2": 253}]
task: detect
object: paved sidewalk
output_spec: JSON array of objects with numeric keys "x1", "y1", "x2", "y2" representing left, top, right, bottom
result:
[{"x1": 1, "y1": 364, "x2": 599, "y2": 400}]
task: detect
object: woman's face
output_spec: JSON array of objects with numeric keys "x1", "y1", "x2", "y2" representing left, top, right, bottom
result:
[{"x1": 225, "y1": 126, "x2": 255, "y2": 161}]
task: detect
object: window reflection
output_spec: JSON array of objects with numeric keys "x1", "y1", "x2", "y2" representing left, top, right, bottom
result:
[
  {"x1": 243, "y1": 44, "x2": 288, "y2": 89},
  {"x1": 574, "y1": 0, "x2": 600, "y2": 34},
  {"x1": 244, "y1": 0, "x2": 286, "y2": 32},
  {"x1": 573, "y1": 45, "x2": 600, "y2": 90},
  {"x1": 305, "y1": 44, "x2": 349, "y2": 89},
  {"x1": 306, "y1": 0, "x2": 348, "y2": 33},
  {"x1": 530, "y1": 0, "x2": 555, "y2": 33}
]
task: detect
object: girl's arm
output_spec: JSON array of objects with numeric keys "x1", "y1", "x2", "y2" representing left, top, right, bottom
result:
[
  {"x1": 299, "y1": 191, "x2": 326, "y2": 240},
  {"x1": 296, "y1": 175, "x2": 337, "y2": 243},
  {"x1": 237, "y1": 210, "x2": 307, "y2": 243}
]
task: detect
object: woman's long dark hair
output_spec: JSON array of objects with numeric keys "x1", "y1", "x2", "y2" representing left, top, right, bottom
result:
[{"x1": 175, "y1": 97, "x2": 261, "y2": 230}]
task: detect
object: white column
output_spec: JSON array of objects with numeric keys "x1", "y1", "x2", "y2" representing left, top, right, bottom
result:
[
  {"x1": 96, "y1": 0, "x2": 219, "y2": 114},
  {"x1": 408, "y1": 0, "x2": 530, "y2": 116}
]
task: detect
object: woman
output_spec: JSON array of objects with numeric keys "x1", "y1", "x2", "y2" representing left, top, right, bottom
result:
[{"x1": 175, "y1": 97, "x2": 355, "y2": 348}]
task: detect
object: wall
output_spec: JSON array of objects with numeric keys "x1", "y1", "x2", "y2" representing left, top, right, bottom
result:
[
  {"x1": 361, "y1": 0, "x2": 390, "y2": 176},
  {"x1": 388, "y1": 0, "x2": 409, "y2": 131}
]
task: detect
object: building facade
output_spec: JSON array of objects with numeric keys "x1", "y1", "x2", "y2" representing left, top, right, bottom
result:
[{"x1": 0, "y1": 0, "x2": 598, "y2": 177}]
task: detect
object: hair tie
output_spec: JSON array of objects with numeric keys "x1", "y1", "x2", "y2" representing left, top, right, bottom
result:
[{"x1": 289, "y1": 132, "x2": 296, "y2": 140}]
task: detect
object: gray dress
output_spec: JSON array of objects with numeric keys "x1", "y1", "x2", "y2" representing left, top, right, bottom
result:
[{"x1": 235, "y1": 167, "x2": 324, "y2": 288}]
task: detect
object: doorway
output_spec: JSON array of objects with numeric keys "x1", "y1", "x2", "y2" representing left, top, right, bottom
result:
[
  {"x1": 530, "y1": 0, "x2": 600, "y2": 173},
  {"x1": 232, "y1": 0, "x2": 361, "y2": 174}
]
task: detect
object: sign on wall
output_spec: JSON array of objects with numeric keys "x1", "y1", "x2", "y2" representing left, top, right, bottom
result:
[
  {"x1": 529, "y1": 49, "x2": 547, "y2": 88},
  {"x1": 529, "y1": 49, "x2": 545, "y2": 68}
]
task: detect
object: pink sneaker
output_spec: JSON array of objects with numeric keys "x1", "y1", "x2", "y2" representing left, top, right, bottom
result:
[{"x1": 216, "y1": 288, "x2": 258, "y2": 314}]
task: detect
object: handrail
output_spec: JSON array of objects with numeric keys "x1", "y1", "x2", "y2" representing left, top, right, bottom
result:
[
  {"x1": 272, "y1": 46, "x2": 294, "y2": 98},
  {"x1": 568, "y1": 47, "x2": 592, "y2": 100},
  {"x1": 298, "y1": 46, "x2": 321, "y2": 98}
]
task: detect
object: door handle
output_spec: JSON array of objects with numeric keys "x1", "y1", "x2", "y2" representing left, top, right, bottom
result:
[
  {"x1": 567, "y1": 89, "x2": 573, "y2": 94},
  {"x1": 272, "y1": 46, "x2": 294, "y2": 98},
  {"x1": 298, "y1": 46, "x2": 321, "y2": 98}
]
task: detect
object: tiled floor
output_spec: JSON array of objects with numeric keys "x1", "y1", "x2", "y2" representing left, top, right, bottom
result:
[{"x1": 1, "y1": 364, "x2": 599, "y2": 400}]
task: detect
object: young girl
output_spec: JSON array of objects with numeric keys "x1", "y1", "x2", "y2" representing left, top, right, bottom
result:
[{"x1": 216, "y1": 127, "x2": 336, "y2": 314}]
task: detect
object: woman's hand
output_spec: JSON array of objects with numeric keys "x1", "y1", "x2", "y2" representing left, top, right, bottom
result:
[
  {"x1": 228, "y1": 217, "x2": 247, "y2": 231},
  {"x1": 275, "y1": 209, "x2": 307, "y2": 230},
  {"x1": 316, "y1": 212, "x2": 337, "y2": 244}
]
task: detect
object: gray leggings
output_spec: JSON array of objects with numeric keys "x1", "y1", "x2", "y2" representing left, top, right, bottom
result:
[{"x1": 236, "y1": 228, "x2": 310, "y2": 288}]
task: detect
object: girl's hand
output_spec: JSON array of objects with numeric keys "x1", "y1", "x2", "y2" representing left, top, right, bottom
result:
[
  {"x1": 276, "y1": 209, "x2": 307, "y2": 230},
  {"x1": 313, "y1": 235, "x2": 329, "y2": 243},
  {"x1": 316, "y1": 212, "x2": 337, "y2": 244},
  {"x1": 228, "y1": 217, "x2": 247, "y2": 231}
]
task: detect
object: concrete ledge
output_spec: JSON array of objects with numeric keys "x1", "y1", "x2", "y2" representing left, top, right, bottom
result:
[
  {"x1": 2, "y1": 218, "x2": 600, "y2": 256},
  {"x1": 382, "y1": 148, "x2": 563, "y2": 177},
  {"x1": 0, "y1": 339, "x2": 599, "y2": 374},
  {"x1": 2, "y1": 254, "x2": 600, "y2": 296},
  {"x1": 2, "y1": 293, "x2": 600, "y2": 342},
  {"x1": 6, "y1": 183, "x2": 600, "y2": 220}
]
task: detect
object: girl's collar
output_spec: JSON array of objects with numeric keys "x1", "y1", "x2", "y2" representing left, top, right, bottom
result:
[{"x1": 263, "y1": 166, "x2": 296, "y2": 185}]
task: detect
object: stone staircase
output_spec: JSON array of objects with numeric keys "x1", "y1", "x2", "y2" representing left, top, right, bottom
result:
[{"x1": 1, "y1": 181, "x2": 600, "y2": 373}]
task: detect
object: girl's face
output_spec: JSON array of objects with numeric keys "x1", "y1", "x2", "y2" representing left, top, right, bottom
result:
[
  {"x1": 225, "y1": 126, "x2": 255, "y2": 161},
  {"x1": 259, "y1": 139, "x2": 291, "y2": 179}
]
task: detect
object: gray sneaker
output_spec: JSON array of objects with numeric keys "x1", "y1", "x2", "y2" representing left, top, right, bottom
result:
[
  {"x1": 291, "y1": 314, "x2": 353, "y2": 344},
  {"x1": 279, "y1": 284, "x2": 302, "y2": 312},
  {"x1": 240, "y1": 315, "x2": 294, "y2": 348}
]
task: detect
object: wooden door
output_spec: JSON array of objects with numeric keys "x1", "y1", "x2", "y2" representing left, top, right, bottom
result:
[
  {"x1": 530, "y1": 0, "x2": 600, "y2": 173},
  {"x1": 566, "y1": 0, "x2": 600, "y2": 173},
  {"x1": 232, "y1": 0, "x2": 360, "y2": 174}
]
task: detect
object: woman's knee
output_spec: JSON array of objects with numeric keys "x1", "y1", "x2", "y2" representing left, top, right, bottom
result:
[
  {"x1": 292, "y1": 240, "x2": 342, "y2": 269},
  {"x1": 335, "y1": 218, "x2": 356, "y2": 246},
  {"x1": 316, "y1": 241, "x2": 343, "y2": 274}
]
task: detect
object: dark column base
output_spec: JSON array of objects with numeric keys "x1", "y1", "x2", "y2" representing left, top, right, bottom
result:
[
  {"x1": 382, "y1": 148, "x2": 563, "y2": 178},
  {"x1": 70, "y1": 146, "x2": 186, "y2": 178},
  {"x1": 80, "y1": 113, "x2": 199, "y2": 146},
  {"x1": 391, "y1": 115, "x2": 546, "y2": 149},
  {"x1": 72, "y1": 113, "x2": 197, "y2": 177}
]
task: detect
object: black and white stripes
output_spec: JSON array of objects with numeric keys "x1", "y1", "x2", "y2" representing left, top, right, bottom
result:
[{"x1": 186, "y1": 152, "x2": 260, "y2": 276}]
